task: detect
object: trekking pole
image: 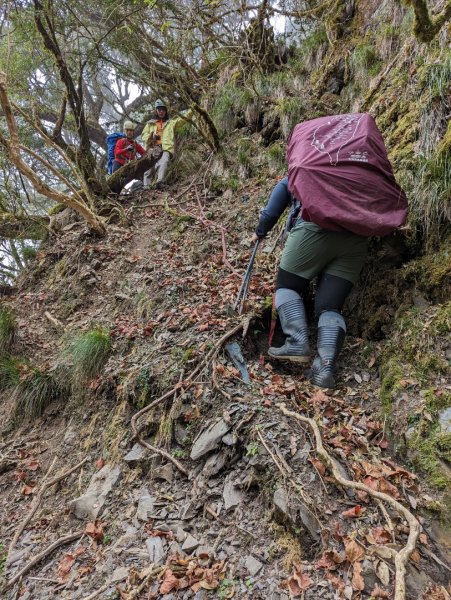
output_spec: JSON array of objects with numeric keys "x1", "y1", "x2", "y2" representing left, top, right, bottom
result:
[{"x1": 233, "y1": 240, "x2": 260, "y2": 315}]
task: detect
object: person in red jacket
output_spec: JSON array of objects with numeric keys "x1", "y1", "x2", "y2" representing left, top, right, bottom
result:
[{"x1": 112, "y1": 121, "x2": 145, "y2": 173}]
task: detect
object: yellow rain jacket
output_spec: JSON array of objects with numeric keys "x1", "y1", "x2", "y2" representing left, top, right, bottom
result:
[{"x1": 141, "y1": 110, "x2": 193, "y2": 155}]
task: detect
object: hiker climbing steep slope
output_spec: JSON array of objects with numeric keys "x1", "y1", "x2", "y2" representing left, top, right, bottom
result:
[
  {"x1": 141, "y1": 99, "x2": 193, "y2": 190},
  {"x1": 266, "y1": 113, "x2": 408, "y2": 389}
]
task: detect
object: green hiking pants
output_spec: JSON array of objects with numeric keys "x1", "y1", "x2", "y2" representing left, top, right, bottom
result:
[{"x1": 280, "y1": 221, "x2": 369, "y2": 285}]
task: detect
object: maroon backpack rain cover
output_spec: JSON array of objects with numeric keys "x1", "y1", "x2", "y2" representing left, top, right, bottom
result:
[{"x1": 287, "y1": 113, "x2": 408, "y2": 236}]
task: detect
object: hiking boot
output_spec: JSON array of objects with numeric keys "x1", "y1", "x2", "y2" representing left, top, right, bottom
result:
[
  {"x1": 268, "y1": 297, "x2": 310, "y2": 363},
  {"x1": 309, "y1": 311, "x2": 346, "y2": 388},
  {"x1": 155, "y1": 181, "x2": 165, "y2": 191}
]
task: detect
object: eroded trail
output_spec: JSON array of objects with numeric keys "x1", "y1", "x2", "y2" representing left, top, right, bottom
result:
[{"x1": 0, "y1": 185, "x2": 449, "y2": 600}]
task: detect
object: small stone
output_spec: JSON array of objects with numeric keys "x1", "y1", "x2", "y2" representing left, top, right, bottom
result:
[
  {"x1": 154, "y1": 463, "x2": 174, "y2": 482},
  {"x1": 190, "y1": 419, "x2": 231, "y2": 460},
  {"x1": 439, "y1": 407, "x2": 451, "y2": 434},
  {"x1": 223, "y1": 480, "x2": 243, "y2": 510},
  {"x1": 124, "y1": 444, "x2": 147, "y2": 465},
  {"x1": 111, "y1": 566, "x2": 128, "y2": 582},
  {"x1": 245, "y1": 555, "x2": 263, "y2": 576},
  {"x1": 146, "y1": 537, "x2": 166, "y2": 565},
  {"x1": 70, "y1": 464, "x2": 121, "y2": 520},
  {"x1": 181, "y1": 534, "x2": 200, "y2": 553},
  {"x1": 136, "y1": 487, "x2": 154, "y2": 522}
]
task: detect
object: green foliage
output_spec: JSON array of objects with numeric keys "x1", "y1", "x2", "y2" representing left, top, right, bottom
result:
[
  {"x1": 13, "y1": 367, "x2": 61, "y2": 420},
  {"x1": 350, "y1": 43, "x2": 382, "y2": 90},
  {"x1": 21, "y1": 245, "x2": 37, "y2": 261},
  {"x1": 274, "y1": 96, "x2": 305, "y2": 138},
  {"x1": 48, "y1": 203, "x2": 67, "y2": 216},
  {"x1": 0, "y1": 307, "x2": 17, "y2": 352},
  {"x1": 0, "y1": 354, "x2": 22, "y2": 390},
  {"x1": 64, "y1": 326, "x2": 112, "y2": 380},
  {"x1": 212, "y1": 84, "x2": 254, "y2": 133},
  {"x1": 236, "y1": 137, "x2": 254, "y2": 167},
  {"x1": 266, "y1": 142, "x2": 286, "y2": 170}
]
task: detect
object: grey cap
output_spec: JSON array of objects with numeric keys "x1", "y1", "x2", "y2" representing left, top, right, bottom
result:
[{"x1": 155, "y1": 99, "x2": 167, "y2": 109}]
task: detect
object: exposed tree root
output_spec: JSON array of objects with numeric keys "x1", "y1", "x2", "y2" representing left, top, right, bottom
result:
[
  {"x1": 277, "y1": 402, "x2": 421, "y2": 600},
  {"x1": 2, "y1": 530, "x2": 84, "y2": 593},
  {"x1": 6, "y1": 456, "x2": 89, "y2": 566}
]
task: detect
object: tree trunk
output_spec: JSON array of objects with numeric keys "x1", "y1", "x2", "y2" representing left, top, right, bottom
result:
[{"x1": 107, "y1": 153, "x2": 160, "y2": 194}]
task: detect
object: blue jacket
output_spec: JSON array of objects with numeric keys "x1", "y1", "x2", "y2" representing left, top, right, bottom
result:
[{"x1": 255, "y1": 177, "x2": 300, "y2": 237}]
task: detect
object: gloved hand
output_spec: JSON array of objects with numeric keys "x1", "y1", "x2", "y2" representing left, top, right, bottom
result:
[
  {"x1": 126, "y1": 144, "x2": 134, "y2": 151},
  {"x1": 251, "y1": 233, "x2": 264, "y2": 244},
  {"x1": 152, "y1": 134, "x2": 161, "y2": 142}
]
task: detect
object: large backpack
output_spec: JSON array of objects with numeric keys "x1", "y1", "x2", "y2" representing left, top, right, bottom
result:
[
  {"x1": 106, "y1": 133, "x2": 126, "y2": 174},
  {"x1": 287, "y1": 113, "x2": 408, "y2": 237}
]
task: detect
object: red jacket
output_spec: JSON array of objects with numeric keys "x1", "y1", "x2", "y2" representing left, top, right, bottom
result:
[{"x1": 114, "y1": 138, "x2": 146, "y2": 165}]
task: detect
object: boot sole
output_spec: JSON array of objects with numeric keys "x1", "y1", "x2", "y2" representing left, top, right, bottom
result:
[{"x1": 268, "y1": 354, "x2": 310, "y2": 364}]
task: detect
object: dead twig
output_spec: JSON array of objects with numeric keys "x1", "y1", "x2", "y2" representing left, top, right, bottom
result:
[
  {"x1": 7, "y1": 456, "x2": 88, "y2": 565},
  {"x1": 278, "y1": 402, "x2": 421, "y2": 600},
  {"x1": 2, "y1": 530, "x2": 84, "y2": 592}
]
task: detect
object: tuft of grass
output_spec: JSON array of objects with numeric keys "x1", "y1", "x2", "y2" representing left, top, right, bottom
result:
[
  {"x1": 350, "y1": 43, "x2": 382, "y2": 90},
  {"x1": 13, "y1": 367, "x2": 61, "y2": 420},
  {"x1": 274, "y1": 96, "x2": 305, "y2": 138},
  {"x1": 0, "y1": 355, "x2": 22, "y2": 390},
  {"x1": 0, "y1": 307, "x2": 17, "y2": 353},
  {"x1": 212, "y1": 83, "x2": 254, "y2": 134},
  {"x1": 64, "y1": 326, "x2": 112, "y2": 380},
  {"x1": 267, "y1": 142, "x2": 286, "y2": 170}
]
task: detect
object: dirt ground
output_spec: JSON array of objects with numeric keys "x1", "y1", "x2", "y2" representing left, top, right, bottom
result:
[{"x1": 1, "y1": 180, "x2": 450, "y2": 600}]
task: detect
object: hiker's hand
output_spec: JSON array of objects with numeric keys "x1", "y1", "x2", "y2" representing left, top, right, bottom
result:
[
  {"x1": 152, "y1": 134, "x2": 161, "y2": 141},
  {"x1": 251, "y1": 233, "x2": 263, "y2": 244}
]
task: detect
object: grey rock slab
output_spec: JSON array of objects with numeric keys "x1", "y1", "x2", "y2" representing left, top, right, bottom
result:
[
  {"x1": 273, "y1": 486, "x2": 320, "y2": 542},
  {"x1": 110, "y1": 566, "x2": 128, "y2": 582},
  {"x1": 298, "y1": 503, "x2": 320, "y2": 542},
  {"x1": 146, "y1": 537, "x2": 166, "y2": 565},
  {"x1": 153, "y1": 463, "x2": 174, "y2": 482},
  {"x1": 202, "y1": 452, "x2": 227, "y2": 478},
  {"x1": 70, "y1": 464, "x2": 121, "y2": 520},
  {"x1": 181, "y1": 534, "x2": 200, "y2": 553},
  {"x1": 190, "y1": 419, "x2": 231, "y2": 460},
  {"x1": 245, "y1": 555, "x2": 263, "y2": 576},
  {"x1": 439, "y1": 407, "x2": 451, "y2": 434},
  {"x1": 135, "y1": 487, "x2": 154, "y2": 522},
  {"x1": 223, "y1": 479, "x2": 243, "y2": 511},
  {"x1": 124, "y1": 443, "x2": 148, "y2": 465}
]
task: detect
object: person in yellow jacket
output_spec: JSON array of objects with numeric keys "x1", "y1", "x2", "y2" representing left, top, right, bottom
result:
[{"x1": 142, "y1": 99, "x2": 192, "y2": 190}]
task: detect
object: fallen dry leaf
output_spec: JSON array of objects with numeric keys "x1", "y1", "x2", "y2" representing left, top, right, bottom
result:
[
  {"x1": 85, "y1": 521, "x2": 104, "y2": 542},
  {"x1": 345, "y1": 539, "x2": 365, "y2": 564},
  {"x1": 95, "y1": 458, "x2": 105, "y2": 470},
  {"x1": 159, "y1": 569, "x2": 179, "y2": 594},
  {"x1": 27, "y1": 459, "x2": 40, "y2": 471},
  {"x1": 352, "y1": 561, "x2": 364, "y2": 591},
  {"x1": 21, "y1": 484, "x2": 35, "y2": 495},
  {"x1": 370, "y1": 527, "x2": 392, "y2": 545},
  {"x1": 341, "y1": 505, "x2": 363, "y2": 519}
]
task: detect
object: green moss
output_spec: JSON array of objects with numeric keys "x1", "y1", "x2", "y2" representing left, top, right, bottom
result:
[
  {"x1": 408, "y1": 426, "x2": 451, "y2": 490},
  {"x1": 48, "y1": 203, "x2": 66, "y2": 216},
  {"x1": 379, "y1": 357, "x2": 404, "y2": 408}
]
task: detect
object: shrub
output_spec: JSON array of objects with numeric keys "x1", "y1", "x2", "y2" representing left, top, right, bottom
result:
[
  {"x1": 212, "y1": 84, "x2": 254, "y2": 133},
  {"x1": 350, "y1": 44, "x2": 382, "y2": 90}
]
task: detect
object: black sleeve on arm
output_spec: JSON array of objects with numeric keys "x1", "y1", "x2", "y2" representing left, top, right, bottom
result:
[{"x1": 255, "y1": 177, "x2": 292, "y2": 237}]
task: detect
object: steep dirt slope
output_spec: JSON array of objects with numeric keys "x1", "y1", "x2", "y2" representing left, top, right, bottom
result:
[{"x1": 0, "y1": 169, "x2": 449, "y2": 600}]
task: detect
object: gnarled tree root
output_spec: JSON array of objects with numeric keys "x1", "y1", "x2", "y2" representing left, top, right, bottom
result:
[{"x1": 277, "y1": 402, "x2": 420, "y2": 600}]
